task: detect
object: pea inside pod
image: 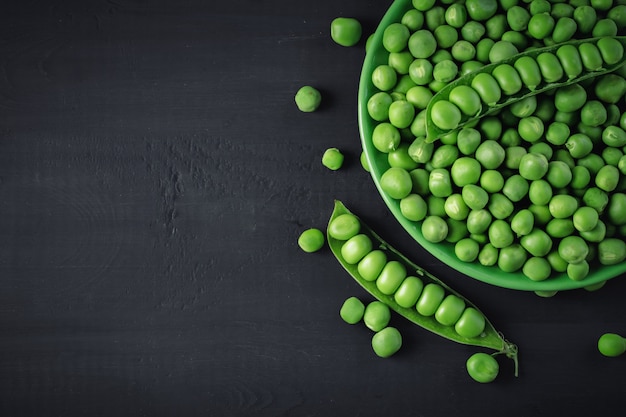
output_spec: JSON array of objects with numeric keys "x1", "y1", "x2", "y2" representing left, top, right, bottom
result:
[
  {"x1": 327, "y1": 200, "x2": 519, "y2": 374},
  {"x1": 425, "y1": 36, "x2": 626, "y2": 142}
]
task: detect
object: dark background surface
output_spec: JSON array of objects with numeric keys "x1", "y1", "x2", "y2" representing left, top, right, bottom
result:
[{"x1": 0, "y1": 0, "x2": 624, "y2": 415}]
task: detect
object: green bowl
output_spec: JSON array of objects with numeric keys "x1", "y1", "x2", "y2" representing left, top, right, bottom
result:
[{"x1": 358, "y1": 0, "x2": 626, "y2": 291}]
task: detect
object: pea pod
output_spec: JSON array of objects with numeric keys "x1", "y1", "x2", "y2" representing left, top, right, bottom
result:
[
  {"x1": 327, "y1": 200, "x2": 519, "y2": 375},
  {"x1": 425, "y1": 36, "x2": 626, "y2": 142}
]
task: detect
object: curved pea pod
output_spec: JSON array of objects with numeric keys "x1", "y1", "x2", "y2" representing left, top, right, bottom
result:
[
  {"x1": 327, "y1": 200, "x2": 519, "y2": 375},
  {"x1": 425, "y1": 36, "x2": 626, "y2": 143}
]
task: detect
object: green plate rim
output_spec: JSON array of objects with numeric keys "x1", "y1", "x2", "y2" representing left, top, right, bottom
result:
[{"x1": 358, "y1": 0, "x2": 626, "y2": 291}]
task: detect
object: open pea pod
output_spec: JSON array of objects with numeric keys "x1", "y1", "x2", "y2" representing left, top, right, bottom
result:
[
  {"x1": 327, "y1": 200, "x2": 519, "y2": 375},
  {"x1": 425, "y1": 36, "x2": 626, "y2": 143}
]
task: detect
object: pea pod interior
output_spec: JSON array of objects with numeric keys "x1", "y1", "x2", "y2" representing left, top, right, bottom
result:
[{"x1": 327, "y1": 200, "x2": 519, "y2": 372}]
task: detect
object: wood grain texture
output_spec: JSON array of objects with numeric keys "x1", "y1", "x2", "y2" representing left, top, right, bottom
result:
[{"x1": 0, "y1": 1, "x2": 624, "y2": 416}]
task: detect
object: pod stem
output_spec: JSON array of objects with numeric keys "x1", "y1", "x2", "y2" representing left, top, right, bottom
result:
[{"x1": 493, "y1": 335, "x2": 519, "y2": 377}]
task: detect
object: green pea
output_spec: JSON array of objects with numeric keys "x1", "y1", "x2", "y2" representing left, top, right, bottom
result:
[
  {"x1": 294, "y1": 86, "x2": 322, "y2": 112},
  {"x1": 518, "y1": 116, "x2": 545, "y2": 143},
  {"x1": 578, "y1": 42, "x2": 603, "y2": 71},
  {"x1": 298, "y1": 228, "x2": 325, "y2": 253},
  {"x1": 551, "y1": 4, "x2": 575, "y2": 19},
  {"x1": 608, "y1": 193, "x2": 626, "y2": 226},
  {"x1": 467, "y1": 209, "x2": 493, "y2": 234},
  {"x1": 340, "y1": 297, "x2": 365, "y2": 324},
  {"x1": 492, "y1": 64, "x2": 523, "y2": 95},
  {"x1": 545, "y1": 121, "x2": 571, "y2": 146},
  {"x1": 394, "y1": 276, "x2": 425, "y2": 308},
  {"x1": 416, "y1": 283, "x2": 446, "y2": 317},
  {"x1": 358, "y1": 250, "x2": 387, "y2": 281},
  {"x1": 498, "y1": 244, "x2": 528, "y2": 272},
  {"x1": 372, "y1": 65, "x2": 398, "y2": 91},
  {"x1": 520, "y1": 228, "x2": 553, "y2": 257},
  {"x1": 425, "y1": 6, "x2": 446, "y2": 32},
  {"x1": 489, "y1": 41, "x2": 519, "y2": 64},
  {"x1": 487, "y1": 219, "x2": 514, "y2": 249},
  {"x1": 360, "y1": 151, "x2": 370, "y2": 172},
  {"x1": 427, "y1": 196, "x2": 447, "y2": 217},
  {"x1": 372, "y1": 327, "x2": 402, "y2": 358},
  {"x1": 485, "y1": 14, "x2": 507, "y2": 40},
  {"x1": 519, "y1": 152, "x2": 549, "y2": 180},
  {"x1": 475, "y1": 38, "x2": 495, "y2": 64},
  {"x1": 608, "y1": 5, "x2": 626, "y2": 27},
  {"x1": 431, "y1": 100, "x2": 463, "y2": 131},
  {"x1": 475, "y1": 140, "x2": 505, "y2": 170},
  {"x1": 445, "y1": 3, "x2": 468, "y2": 28},
  {"x1": 579, "y1": 154, "x2": 606, "y2": 176},
  {"x1": 565, "y1": 133, "x2": 592, "y2": 159},
  {"x1": 444, "y1": 193, "x2": 470, "y2": 221},
  {"x1": 330, "y1": 17, "x2": 362, "y2": 47},
  {"x1": 501, "y1": 31, "x2": 529, "y2": 51},
  {"x1": 593, "y1": 18, "x2": 618, "y2": 37},
  {"x1": 583, "y1": 187, "x2": 610, "y2": 214},
  {"x1": 435, "y1": 294, "x2": 466, "y2": 326},
  {"x1": 400, "y1": 194, "x2": 428, "y2": 221},
  {"x1": 448, "y1": 85, "x2": 482, "y2": 117},
  {"x1": 455, "y1": 308, "x2": 486, "y2": 338},
  {"x1": 546, "y1": 218, "x2": 575, "y2": 239},
  {"x1": 507, "y1": 5, "x2": 531, "y2": 31},
  {"x1": 572, "y1": 206, "x2": 599, "y2": 232},
  {"x1": 530, "y1": 0, "x2": 551, "y2": 15},
  {"x1": 457, "y1": 127, "x2": 482, "y2": 155},
  {"x1": 431, "y1": 144, "x2": 460, "y2": 169},
  {"x1": 511, "y1": 209, "x2": 535, "y2": 236},
  {"x1": 598, "y1": 333, "x2": 626, "y2": 357},
  {"x1": 488, "y1": 193, "x2": 515, "y2": 219},
  {"x1": 434, "y1": 25, "x2": 459, "y2": 49},
  {"x1": 596, "y1": 165, "x2": 620, "y2": 192},
  {"x1": 322, "y1": 147, "x2": 345, "y2": 171},
  {"x1": 479, "y1": 117, "x2": 503, "y2": 142},
  {"x1": 537, "y1": 52, "x2": 564, "y2": 83},
  {"x1": 364, "y1": 300, "x2": 391, "y2": 332},
  {"x1": 388, "y1": 100, "x2": 416, "y2": 130},
  {"x1": 596, "y1": 75, "x2": 626, "y2": 105},
  {"x1": 383, "y1": 23, "x2": 410, "y2": 53},
  {"x1": 409, "y1": 59, "x2": 434, "y2": 85},
  {"x1": 413, "y1": 0, "x2": 436, "y2": 12},
  {"x1": 573, "y1": 5, "x2": 597, "y2": 34},
  {"x1": 554, "y1": 83, "x2": 587, "y2": 113},
  {"x1": 422, "y1": 215, "x2": 449, "y2": 242},
  {"x1": 446, "y1": 218, "x2": 470, "y2": 243},
  {"x1": 462, "y1": 184, "x2": 489, "y2": 211},
  {"x1": 433, "y1": 60, "x2": 459, "y2": 83},
  {"x1": 528, "y1": 13, "x2": 555, "y2": 40},
  {"x1": 376, "y1": 260, "x2": 407, "y2": 295},
  {"x1": 471, "y1": 73, "x2": 502, "y2": 106},
  {"x1": 571, "y1": 165, "x2": 591, "y2": 189},
  {"x1": 409, "y1": 30, "x2": 438, "y2": 59},
  {"x1": 580, "y1": 100, "x2": 608, "y2": 127},
  {"x1": 388, "y1": 51, "x2": 414, "y2": 75},
  {"x1": 451, "y1": 40, "x2": 477, "y2": 62},
  {"x1": 510, "y1": 96, "x2": 538, "y2": 119},
  {"x1": 556, "y1": 44, "x2": 583, "y2": 80},
  {"x1": 451, "y1": 157, "x2": 482, "y2": 187},
  {"x1": 501, "y1": 129, "x2": 523, "y2": 149},
  {"x1": 597, "y1": 37, "x2": 625, "y2": 65},
  {"x1": 523, "y1": 257, "x2": 552, "y2": 281},
  {"x1": 478, "y1": 243, "x2": 499, "y2": 266},
  {"x1": 341, "y1": 234, "x2": 373, "y2": 264},
  {"x1": 328, "y1": 213, "x2": 361, "y2": 240},
  {"x1": 381, "y1": 167, "x2": 413, "y2": 199},
  {"x1": 558, "y1": 235, "x2": 589, "y2": 264},
  {"x1": 372, "y1": 123, "x2": 401, "y2": 153},
  {"x1": 552, "y1": 17, "x2": 578, "y2": 43},
  {"x1": 461, "y1": 21, "x2": 486, "y2": 43},
  {"x1": 367, "y1": 92, "x2": 393, "y2": 121},
  {"x1": 598, "y1": 238, "x2": 626, "y2": 265},
  {"x1": 503, "y1": 175, "x2": 529, "y2": 203},
  {"x1": 514, "y1": 56, "x2": 542, "y2": 90},
  {"x1": 402, "y1": 8, "x2": 425, "y2": 31}
]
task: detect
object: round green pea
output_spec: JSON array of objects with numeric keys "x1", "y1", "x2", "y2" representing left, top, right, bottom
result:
[
  {"x1": 465, "y1": 0, "x2": 498, "y2": 21},
  {"x1": 328, "y1": 213, "x2": 361, "y2": 241},
  {"x1": 514, "y1": 56, "x2": 542, "y2": 90},
  {"x1": 322, "y1": 147, "x2": 344, "y2": 171},
  {"x1": 409, "y1": 58, "x2": 434, "y2": 85},
  {"x1": 554, "y1": 83, "x2": 587, "y2": 113},
  {"x1": 364, "y1": 301, "x2": 391, "y2": 332},
  {"x1": 372, "y1": 123, "x2": 401, "y2": 153},
  {"x1": 598, "y1": 333, "x2": 626, "y2": 357},
  {"x1": 298, "y1": 228, "x2": 325, "y2": 253},
  {"x1": 598, "y1": 238, "x2": 626, "y2": 265},
  {"x1": 558, "y1": 235, "x2": 589, "y2": 264},
  {"x1": 431, "y1": 100, "x2": 462, "y2": 130},
  {"x1": 449, "y1": 85, "x2": 482, "y2": 117},
  {"x1": 330, "y1": 17, "x2": 362, "y2": 47},
  {"x1": 518, "y1": 116, "x2": 545, "y2": 143},
  {"x1": 376, "y1": 260, "x2": 407, "y2": 295},
  {"x1": 435, "y1": 294, "x2": 466, "y2": 326},
  {"x1": 511, "y1": 209, "x2": 535, "y2": 236},
  {"x1": 597, "y1": 37, "x2": 624, "y2": 65},
  {"x1": 528, "y1": 13, "x2": 555, "y2": 40},
  {"x1": 372, "y1": 65, "x2": 398, "y2": 91},
  {"x1": 394, "y1": 276, "x2": 424, "y2": 308},
  {"x1": 295, "y1": 86, "x2": 321, "y2": 112},
  {"x1": 341, "y1": 234, "x2": 373, "y2": 264},
  {"x1": 579, "y1": 42, "x2": 604, "y2": 71},
  {"x1": 497, "y1": 244, "x2": 528, "y2": 272},
  {"x1": 507, "y1": 6, "x2": 531, "y2": 31},
  {"x1": 471, "y1": 73, "x2": 502, "y2": 106},
  {"x1": 357, "y1": 250, "x2": 387, "y2": 281},
  {"x1": 546, "y1": 217, "x2": 574, "y2": 238},
  {"x1": 455, "y1": 308, "x2": 486, "y2": 338},
  {"x1": 451, "y1": 157, "x2": 482, "y2": 187},
  {"x1": 340, "y1": 297, "x2": 365, "y2": 324},
  {"x1": 372, "y1": 327, "x2": 402, "y2": 358},
  {"x1": 408, "y1": 30, "x2": 438, "y2": 59},
  {"x1": 488, "y1": 41, "x2": 519, "y2": 64},
  {"x1": 383, "y1": 23, "x2": 410, "y2": 53},
  {"x1": 416, "y1": 283, "x2": 446, "y2": 317},
  {"x1": 552, "y1": 17, "x2": 577, "y2": 43},
  {"x1": 421, "y1": 215, "x2": 449, "y2": 243},
  {"x1": 573, "y1": 6, "x2": 597, "y2": 34},
  {"x1": 523, "y1": 257, "x2": 552, "y2": 281},
  {"x1": 455, "y1": 238, "x2": 480, "y2": 263},
  {"x1": 537, "y1": 52, "x2": 564, "y2": 83},
  {"x1": 492, "y1": 64, "x2": 522, "y2": 96}
]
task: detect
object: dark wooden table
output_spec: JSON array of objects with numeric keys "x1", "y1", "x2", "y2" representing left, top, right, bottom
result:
[{"x1": 1, "y1": 0, "x2": 624, "y2": 415}]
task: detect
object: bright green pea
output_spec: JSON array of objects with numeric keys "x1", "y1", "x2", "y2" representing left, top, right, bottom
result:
[
  {"x1": 501, "y1": 128, "x2": 523, "y2": 148},
  {"x1": 462, "y1": 184, "x2": 489, "y2": 211},
  {"x1": 383, "y1": 23, "x2": 410, "y2": 53},
  {"x1": 504, "y1": 146, "x2": 527, "y2": 170},
  {"x1": 565, "y1": 133, "x2": 592, "y2": 159},
  {"x1": 372, "y1": 122, "x2": 401, "y2": 153},
  {"x1": 322, "y1": 147, "x2": 344, "y2": 171},
  {"x1": 488, "y1": 193, "x2": 515, "y2": 219},
  {"x1": 492, "y1": 64, "x2": 523, "y2": 95},
  {"x1": 507, "y1": 5, "x2": 531, "y2": 31},
  {"x1": 449, "y1": 85, "x2": 482, "y2": 117},
  {"x1": 426, "y1": 6, "x2": 446, "y2": 31},
  {"x1": 498, "y1": 244, "x2": 528, "y2": 272},
  {"x1": 485, "y1": 14, "x2": 507, "y2": 40},
  {"x1": 388, "y1": 143, "x2": 419, "y2": 171},
  {"x1": 579, "y1": 42, "x2": 604, "y2": 71},
  {"x1": 479, "y1": 117, "x2": 503, "y2": 141},
  {"x1": 445, "y1": 3, "x2": 468, "y2": 28},
  {"x1": 413, "y1": 0, "x2": 436, "y2": 12},
  {"x1": 405, "y1": 86, "x2": 432, "y2": 110},
  {"x1": 552, "y1": 17, "x2": 578, "y2": 43},
  {"x1": 446, "y1": 218, "x2": 470, "y2": 243},
  {"x1": 596, "y1": 75, "x2": 626, "y2": 105},
  {"x1": 554, "y1": 83, "x2": 587, "y2": 113},
  {"x1": 583, "y1": 187, "x2": 610, "y2": 214},
  {"x1": 400, "y1": 194, "x2": 428, "y2": 221},
  {"x1": 608, "y1": 5, "x2": 626, "y2": 28},
  {"x1": 433, "y1": 60, "x2": 459, "y2": 83},
  {"x1": 598, "y1": 333, "x2": 626, "y2": 357},
  {"x1": 328, "y1": 213, "x2": 361, "y2": 240},
  {"x1": 409, "y1": 59, "x2": 434, "y2": 85},
  {"x1": 381, "y1": 167, "x2": 413, "y2": 199},
  {"x1": 451, "y1": 157, "x2": 482, "y2": 187},
  {"x1": 455, "y1": 308, "x2": 486, "y2": 338},
  {"x1": 573, "y1": 206, "x2": 599, "y2": 232},
  {"x1": 434, "y1": 25, "x2": 459, "y2": 49},
  {"x1": 556, "y1": 44, "x2": 583, "y2": 80},
  {"x1": 582, "y1": 100, "x2": 608, "y2": 127},
  {"x1": 551, "y1": 4, "x2": 575, "y2": 19},
  {"x1": 357, "y1": 250, "x2": 387, "y2": 281},
  {"x1": 416, "y1": 283, "x2": 446, "y2": 316},
  {"x1": 388, "y1": 51, "x2": 414, "y2": 75},
  {"x1": 295, "y1": 86, "x2": 321, "y2": 112},
  {"x1": 501, "y1": 31, "x2": 529, "y2": 50},
  {"x1": 461, "y1": 21, "x2": 486, "y2": 43},
  {"x1": 394, "y1": 276, "x2": 425, "y2": 308},
  {"x1": 298, "y1": 228, "x2": 325, "y2": 253},
  {"x1": 340, "y1": 297, "x2": 365, "y2": 324},
  {"x1": 593, "y1": 18, "x2": 618, "y2": 37},
  {"x1": 465, "y1": 0, "x2": 498, "y2": 21},
  {"x1": 530, "y1": 0, "x2": 551, "y2": 15},
  {"x1": 546, "y1": 160, "x2": 572, "y2": 188},
  {"x1": 444, "y1": 193, "x2": 470, "y2": 220},
  {"x1": 573, "y1": 5, "x2": 597, "y2": 34},
  {"x1": 558, "y1": 235, "x2": 589, "y2": 264},
  {"x1": 372, "y1": 327, "x2": 402, "y2": 358},
  {"x1": 376, "y1": 260, "x2": 407, "y2": 295},
  {"x1": 471, "y1": 73, "x2": 502, "y2": 106},
  {"x1": 608, "y1": 193, "x2": 626, "y2": 226},
  {"x1": 527, "y1": 180, "x2": 552, "y2": 206},
  {"x1": 372, "y1": 65, "x2": 398, "y2": 91},
  {"x1": 431, "y1": 144, "x2": 460, "y2": 169},
  {"x1": 503, "y1": 174, "x2": 529, "y2": 202},
  {"x1": 520, "y1": 228, "x2": 553, "y2": 257},
  {"x1": 598, "y1": 238, "x2": 626, "y2": 265},
  {"x1": 408, "y1": 30, "x2": 438, "y2": 59},
  {"x1": 364, "y1": 301, "x2": 391, "y2": 332},
  {"x1": 476, "y1": 38, "x2": 495, "y2": 63},
  {"x1": 510, "y1": 96, "x2": 538, "y2": 119},
  {"x1": 478, "y1": 243, "x2": 499, "y2": 266},
  {"x1": 467, "y1": 209, "x2": 493, "y2": 234},
  {"x1": 511, "y1": 209, "x2": 535, "y2": 237},
  {"x1": 341, "y1": 234, "x2": 373, "y2": 264},
  {"x1": 537, "y1": 52, "x2": 564, "y2": 83},
  {"x1": 549, "y1": 194, "x2": 579, "y2": 219},
  {"x1": 330, "y1": 17, "x2": 362, "y2": 47},
  {"x1": 597, "y1": 37, "x2": 624, "y2": 65},
  {"x1": 421, "y1": 215, "x2": 449, "y2": 242},
  {"x1": 388, "y1": 100, "x2": 415, "y2": 129},
  {"x1": 408, "y1": 138, "x2": 434, "y2": 166},
  {"x1": 457, "y1": 127, "x2": 482, "y2": 155},
  {"x1": 489, "y1": 219, "x2": 514, "y2": 249},
  {"x1": 519, "y1": 152, "x2": 549, "y2": 180},
  {"x1": 518, "y1": 116, "x2": 545, "y2": 143},
  {"x1": 489, "y1": 41, "x2": 519, "y2": 64},
  {"x1": 480, "y1": 170, "x2": 504, "y2": 193},
  {"x1": 367, "y1": 92, "x2": 393, "y2": 121},
  {"x1": 596, "y1": 164, "x2": 620, "y2": 192},
  {"x1": 523, "y1": 257, "x2": 552, "y2": 281},
  {"x1": 528, "y1": 13, "x2": 555, "y2": 40},
  {"x1": 546, "y1": 122, "x2": 570, "y2": 146},
  {"x1": 571, "y1": 165, "x2": 591, "y2": 189},
  {"x1": 431, "y1": 100, "x2": 462, "y2": 130},
  {"x1": 435, "y1": 294, "x2": 466, "y2": 326},
  {"x1": 514, "y1": 56, "x2": 542, "y2": 90},
  {"x1": 451, "y1": 40, "x2": 477, "y2": 62}
]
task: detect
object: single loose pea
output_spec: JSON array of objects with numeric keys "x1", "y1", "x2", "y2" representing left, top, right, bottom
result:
[
  {"x1": 475, "y1": 140, "x2": 505, "y2": 170},
  {"x1": 340, "y1": 297, "x2": 365, "y2": 324},
  {"x1": 498, "y1": 244, "x2": 528, "y2": 272},
  {"x1": 433, "y1": 60, "x2": 459, "y2": 83},
  {"x1": 451, "y1": 40, "x2": 477, "y2": 62},
  {"x1": 298, "y1": 228, "x2": 325, "y2": 253},
  {"x1": 520, "y1": 228, "x2": 553, "y2": 257},
  {"x1": 466, "y1": 352, "x2": 499, "y2": 383},
  {"x1": 608, "y1": 193, "x2": 626, "y2": 226},
  {"x1": 595, "y1": 75, "x2": 626, "y2": 105},
  {"x1": 546, "y1": 160, "x2": 573, "y2": 189},
  {"x1": 400, "y1": 194, "x2": 428, "y2": 222},
  {"x1": 367, "y1": 92, "x2": 393, "y2": 121},
  {"x1": 372, "y1": 123, "x2": 401, "y2": 153},
  {"x1": 592, "y1": 19, "x2": 618, "y2": 37},
  {"x1": 467, "y1": 209, "x2": 492, "y2": 234},
  {"x1": 363, "y1": 301, "x2": 391, "y2": 332},
  {"x1": 489, "y1": 219, "x2": 514, "y2": 249},
  {"x1": 445, "y1": 3, "x2": 468, "y2": 28},
  {"x1": 480, "y1": 170, "x2": 505, "y2": 192},
  {"x1": 471, "y1": 73, "x2": 502, "y2": 106},
  {"x1": 330, "y1": 17, "x2": 362, "y2": 47},
  {"x1": 549, "y1": 194, "x2": 578, "y2": 219},
  {"x1": 510, "y1": 96, "x2": 538, "y2": 119},
  {"x1": 434, "y1": 25, "x2": 459, "y2": 49},
  {"x1": 507, "y1": 6, "x2": 531, "y2": 31},
  {"x1": 381, "y1": 167, "x2": 413, "y2": 199},
  {"x1": 546, "y1": 122, "x2": 571, "y2": 146},
  {"x1": 358, "y1": 250, "x2": 387, "y2": 282},
  {"x1": 461, "y1": 21, "x2": 486, "y2": 43},
  {"x1": 475, "y1": 38, "x2": 495, "y2": 64},
  {"x1": 478, "y1": 243, "x2": 499, "y2": 266},
  {"x1": 488, "y1": 193, "x2": 514, "y2": 219},
  {"x1": 598, "y1": 333, "x2": 626, "y2": 357},
  {"x1": 341, "y1": 234, "x2": 373, "y2": 264},
  {"x1": 567, "y1": 260, "x2": 590, "y2": 281},
  {"x1": 416, "y1": 283, "x2": 446, "y2": 317},
  {"x1": 394, "y1": 276, "x2": 424, "y2": 308},
  {"x1": 409, "y1": 59, "x2": 434, "y2": 85},
  {"x1": 596, "y1": 165, "x2": 620, "y2": 192},
  {"x1": 573, "y1": 6, "x2": 597, "y2": 34},
  {"x1": 485, "y1": 14, "x2": 507, "y2": 40},
  {"x1": 552, "y1": 17, "x2": 577, "y2": 43},
  {"x1": 462, "y1": 185, "x2": 489, "y2": 211},
  {"x1": 322, "y1": 148, "x2": 344, "y2": 171},
  {"x1": 546, "y1": 218, "x2": 575, "y2": 238},
  {"x1": 383, "y1": 23, "x2": 410, "y2": 53},
  {"x1": 454, "y1": 238, "x2": 480, "y2": 263},
  {"x1": 444, "y1": 194, "x2": 470, "y2": 221},
  {"x1": 503, "y1": 175, "x2": 529, "y2": 203},
  {"x1": 372, "y1": 327, "x2": 402, "y2": 358},
  {"x1": 451, "y1": 157, "x2": 482, "y2": 187},
  {"x1": 554, "y1": 83, "x2": 587, "y2": 113},
  {"x1": 429, "y1": 168, "x2": 453, "y2": 198},
  {"x1": 388, "y1": 100, "x2": 416, "y2": 129},
  {"x1": 581, "y1": 100, "x2": 608, "y2": 127},
  {"x1": 295, "y1": 86, "x2": 321, "y2": 112}
]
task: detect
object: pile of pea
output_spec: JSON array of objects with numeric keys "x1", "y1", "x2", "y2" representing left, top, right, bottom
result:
[{"x1": 365, "y1": 0, "x2": 626, "y2": 282}]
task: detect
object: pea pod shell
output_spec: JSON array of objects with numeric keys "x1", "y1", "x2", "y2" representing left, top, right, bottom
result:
[
  {"x1": 425, "y1": 36, "x2": 626, "y2": 143},
  {"x1": 327, "y1": 200, "x2": 518, "y2": 360}
]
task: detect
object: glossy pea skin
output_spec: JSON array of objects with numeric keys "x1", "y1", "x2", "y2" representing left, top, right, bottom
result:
[
  {"x1": 394, "y1": 276, "x2": 425, "y2": 308},
  {"x1": 489, "y1": 219, "x2": 515, "y2": 249},
  {"x1": 518, "y1": 117, "x2": 545, "y2": 143},
  {"x1": 455, "y1": 307, "x2": 486, "y2": 338},
  {"x1": 511, "y1": 209, "x2": 535, "y2": 236},
  {"x1": 328, "y1": 213, "x2": 361, "y2": 240},
  {"x1": 322, "y1": 148, "x2": 344, "y2": 171},
  {"x1": 341, "y1": 234, "x2": 373, "y2": 264},
  {"x1": 295, "y1": 86, "x2": 322, "y2": 112},
  {"x1": 595, "y1": 75, "x2": 626, "y2": 105},
  {"x1": 514, "y1": 56, "x2": 543, "y2": 90},
  {"x1": 451, "y1": 157, "x2": 482, "y2": 187},
  {"x1": 573, "y1": 6, "x2": 598, "y2": 34},
  {"x1": 382, "y1": 23, "x2": 410, "y2": 53},
  {"x1": 554, "y1": 83, "x2": 587, "y2": 113},
  {"x1": 579, "y1": 43, "x2": 603, "y2": 71},
  {"x1": 552, "y1": 17, "x2": 578, "y2": 43},
  {"x1": 507, "y1": 6, "x2": 531, "y2": 31},
  {"x1": 364, "y1": 301, "x2": 391, "y2": 332},
  {"x1": 435, "y1": 294, "x2": 466, "y2": 326},
  {"x1": 330, "y1": 17, "x2": 362, "y2": 47},
  {"x1": 449, "y1": 85, "x2": 482, "y2": 117},
  {"x1": 431, "y1": 100, "x2": 462, "y2": 130},
  {"x1": 372, "y1": 327, "x2": 402, "y2": 358},
  {"x1": 492, "y1": 64, "x2": 523, "y2": 95},
  {"x1": 400, "y1": 194, "x2": 428, "y2": 221},
  {"x1": 471, "y1": 73, "x2": 502, "y2": 106},
  {"x1": 556, "y1": 44, "x2": 583, "y2": 80},
  {"x1": 388, "y1": 100, "x2": 415, "y2": 129},
  {"x1": 598, "y1": 238, "x2": 626, "y2": 265},
  {"x1": 498, "y1": 244, "x2": 528, "y2": 272},
  {"x1": 522, "y1": 256, "x2": 552, "y2": 281},
  {"x1": 455, "y1": 237, "x2": 480, "y2": 262},
  {"x1": 422, "y1": 215, "x2": 449, "y2": 243},
  {"x1": 416, "y1": 283, "x2": 446, "y2": 317},
  {"x1": 380, "y1": 167, "x2": 413, "y2": 199},
  {"x1": 372, "y1": 65, "x2": 398, "y2": 91},
  {"x1": 367, "y1": 92, "x2": 393, "y2": 121},
  {"x1": 357, "y1": 250, "x2": 388, "y2": 282},
  {"x1": 409, "y1": 30, "x2": 438, "y2": 59},
  {"x1": 537, "y1": 52, "x2": 564, "y2": 83},
  {"x1": 597, "y1": 37, "x2": 624, "y2": 65},
  {"x1": 376, "y1": 260, "x2": 407, "y2": 295},
  {"x1": 466, "y1": 352, "x2": 499, "y2": 383},
  {"x1": 340, "y1": 297, "x2": 365, "y2": 324},
  {"x1": 528, "y1": 13, "x2": 555, "y2": 40},
  {"x1": 298, "y1": 228, "x2": 325, "y2": 253},
  {"x1": 461, "y1": 21, "x2": 486, "y2": 43},
  {"x1": 429, "y1": 169, "x2": 453, "y2": 198},
  {"x1": 558, "y1": 235, "x2": 589, "y2": 264},
  {"x1": 598, "y1": 333, "x2": 626, "y2": 357}
]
